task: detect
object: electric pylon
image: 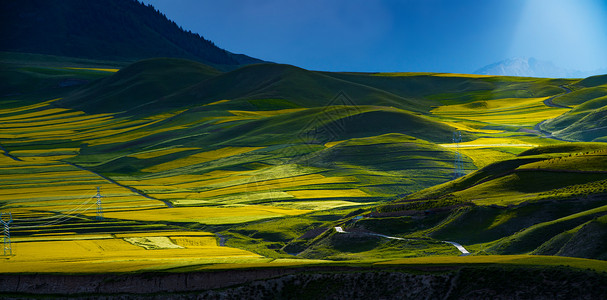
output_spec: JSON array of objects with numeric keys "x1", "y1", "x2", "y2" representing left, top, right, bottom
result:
[
  {"x1": 1, "y1": 212, "x2": 12, "y2": 256},
  {"x1": 94, "y1": 186, "x2": 104, "y2": 221},
  {"x1": 453, "y1": 131, "x2": 464, "y2": 179}
]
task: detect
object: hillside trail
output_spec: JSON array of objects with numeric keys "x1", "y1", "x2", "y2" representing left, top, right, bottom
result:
[
  {"x1": 334, "y1": 227, "x2": 470, "y2": 256},
  {"x1": 534, "y1": 85, "x2": 573, "y2": 139}
]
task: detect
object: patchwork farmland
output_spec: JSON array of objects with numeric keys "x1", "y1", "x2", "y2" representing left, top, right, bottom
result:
[{"x1": 0, "y1": 54, "x2": 606, "y2": 295}]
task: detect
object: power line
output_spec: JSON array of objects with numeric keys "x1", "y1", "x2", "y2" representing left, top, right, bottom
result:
[
  {"x1": 95, "y1": 186, "x2": 103, "y2": 221},
  {"x1": 453, "y1": 131, "x2": 464, "y2": 179},
  {"x1": 1, "y1": 212, "x2": 12, "y2": 256}
]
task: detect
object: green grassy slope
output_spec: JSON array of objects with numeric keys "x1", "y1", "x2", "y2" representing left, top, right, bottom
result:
[
  {"x1": 540, "y1": 75, "x2": 607, "y2": 141},
  {"x1": 56, "y1": 58, "x2": 222, "y2": 114},
  {"x1": 308, "y1": 143, "x2": 607, "y2": 261}
]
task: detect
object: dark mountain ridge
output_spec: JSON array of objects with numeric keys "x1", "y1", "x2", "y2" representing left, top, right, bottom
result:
[{"x1": 0, "y1": 0, "x2": 263, "y2": 70}]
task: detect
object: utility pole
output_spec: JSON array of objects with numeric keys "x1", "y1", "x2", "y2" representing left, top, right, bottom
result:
[
  {"x1": 453, "y1": 131, "x2": 464, "y2": 179},
  {"x1": 95, "y1": 186, "x2": 104, "y2": 221},
  {"x1": 1, "y1": 212, "x2": 12, "y2": 256}
]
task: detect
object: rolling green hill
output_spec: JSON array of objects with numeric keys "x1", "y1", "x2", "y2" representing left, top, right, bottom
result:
[{"x1": 308, "y1": 143, "x2": 607, "y2": 261}]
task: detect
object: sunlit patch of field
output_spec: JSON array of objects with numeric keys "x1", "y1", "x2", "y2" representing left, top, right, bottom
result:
[
  {"x1": 458, "y1": 148, "x2": 517, "y2": 168},
  {"x1": 431, "y1": 73, "x2": 497, "y2": 78},
  {"x1": 141, "y1": 147, "x2": 264, "y2": 172},
  {"x1": 371, "y1": 72, "x2": 440, "y2": 77},
  {"x1": 2, "y1": 234, "x2": 262, "y2": 273},
  {"x1": 0, "y1": 107, "x2": 73, "y2": 121},
  {"x1": 431, "y1": 97, "x2": 570, "y2": 126},
  {"x1": 517, "y1": 152, "x2": 607, "y2": 172},
  {"x1": 8, "y1": 148, "x2": 80, "y2": 161},
  {"x1": 82, "y1": 206, "x2": 311, "y2": 225},
  {"x1": 64, "y1": 67, "x2": 119, "y2": 72},
  {"x1": 204, "y1": 99, "x2": 230, "y2": 106},
  {"x1": 0, "y1": 99, "x2": 55, "y2": 115},
  {"x1": 440, "y1": 137, "x2": 538, "y2": 149},
  {"x1": 286, "y1": 189, "x2": 370, "y2": 199},
  {"x1": 437, "y1": 120, "x2": 504, "y2": 134}
]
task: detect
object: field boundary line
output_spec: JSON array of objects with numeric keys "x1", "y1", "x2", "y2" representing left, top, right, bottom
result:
[{"x1": 63, "y1": 161, "x2": 173, "y2": 208}]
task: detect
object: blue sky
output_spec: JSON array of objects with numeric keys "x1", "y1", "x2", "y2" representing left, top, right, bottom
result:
[{"x1": 141, "y1": 0, "x2": 607, "y2": 73}]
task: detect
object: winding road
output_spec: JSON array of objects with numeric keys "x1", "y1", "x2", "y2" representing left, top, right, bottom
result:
[
  {"x1": 534, "y1": 85, "x2": 574, "y2": 139},
  {"x1": 334, "y1": 227, "x2": 470, "y2": 256},
  {"x1": 543, "y1": 85, "x2": 573, "y2": 109}
]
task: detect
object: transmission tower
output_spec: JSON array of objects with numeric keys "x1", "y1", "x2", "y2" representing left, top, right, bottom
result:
[
  {"x1": 1, "y1": 212, "x2": 12, "y2": 256},
  {"x1": 453, "y1": 131, "x2": 464, "y2": 179},
  {"x1": 94, "y1": 186, "x2": 104, "y2": 221}
]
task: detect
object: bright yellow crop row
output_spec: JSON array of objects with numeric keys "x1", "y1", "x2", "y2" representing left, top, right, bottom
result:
[
  {"x1": 0, "y1": 108, "x2": 71, "y2": 122},
  {"x1": 440, "y1": 138, "x2": 538, "y2": 149},
  {"x1": 142, "y1": 147, "x2": 264, "y2": 172},
  {"x1": 65, "y1": 67, "x2": 119, "y2": 72},
  {"x1": 204, "y1": 99, "x2": 230, "y2": 106},
  {"x1": 82, "y1": 205, "x2": 311, "y2": 224},
  {"x1": 431, "y1": 73, "x2": 496, "y2": 78},
  {"x1": 0, "y1": 99, "x2": 55, "y2": 115},
  {"x1": 431, "y1": 97, "x2": 570, "y2": 126},
  {"x1": 0, "y1": 170, "x2": 92, "y2": 180},
  {"x1": 128, "y1": 147, "x2": 200, "y2": 159},
  {"x1": 0, "y1": 112, "x2": 87, "y2": 128},
  {"x1": 433, "y1": 97, "x2": 550, "y2": 113},
  {"x1": 437, "y1": 120, "x2": 504, "y2": 134},
  {"x1": 458, "y1": 148, "x2": 516, "y2": 168},
  {"x1": 286, "y1": 189, "x2": 370, "y2": 199}
]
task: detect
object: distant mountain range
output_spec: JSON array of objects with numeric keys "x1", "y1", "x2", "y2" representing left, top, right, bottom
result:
[
  {"x1": 0, "y1": 0, "x2": 263, "y2": 70},
  {"x1": 474, "y1": 57, "x2": 607, "y2": 78}
]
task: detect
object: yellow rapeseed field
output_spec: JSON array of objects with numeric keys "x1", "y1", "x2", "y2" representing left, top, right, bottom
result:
[
  {"x1": 440, "y1": 137, "x2": 538, "y2": 149},
  {"x1": 0, "y1": 99, "x2": 55, "y2": 115},
  {"x1": 64, "y1": 67, "x2": 120, "y2": 72},
  {"x1": 0, "y1": 107, "x2": 71, "y2": 121},
  {"x1": 2, "y1": 237, "x2": 262, "y2": 273},
  {"x1": 458, "y1": 148, "x2": 516, "y2": 168},
  {"x1": 431, "y1": 97, "x2": 570, "y2": 126}
]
